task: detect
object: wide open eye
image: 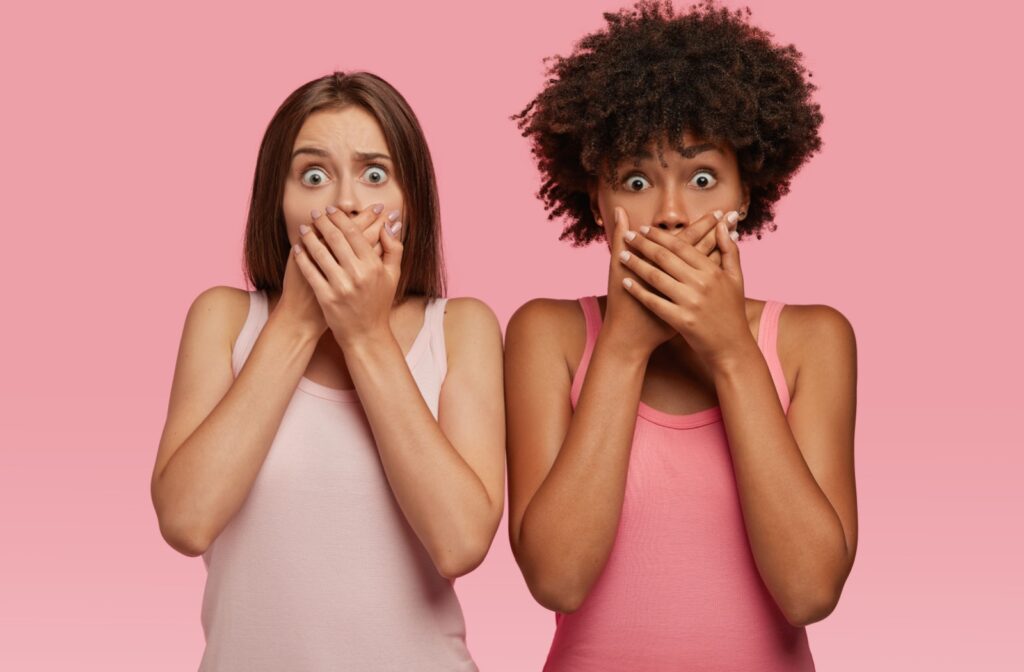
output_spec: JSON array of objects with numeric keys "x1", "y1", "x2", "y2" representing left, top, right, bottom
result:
[
  {"x1": 623, "y1": 174, "x2": 652, "y2": 192},
  {"x1": 300, "y1": 167, "x2": 329, "y2": 187},
  {"x1": 689, "y1": 169, "x2": 718, "y2": 189},
  {"x1": 361, "y1": 165, "x2": 389, "y2": 185}
]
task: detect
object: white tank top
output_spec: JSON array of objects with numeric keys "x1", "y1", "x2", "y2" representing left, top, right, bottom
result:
[{"x1": 198, "y1": 289, "x2": 477, "y2": 671}]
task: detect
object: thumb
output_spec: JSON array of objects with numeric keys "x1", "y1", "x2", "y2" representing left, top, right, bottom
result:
[
  {"x1": 381, "y1": 218, "x2": 404, "y2": 274},
  {"x1": 717, "y1": 213, "x2": 741, "y2": 277},
  {"x1": 612, "y1": 206, "x2": 629, "y2": 250}
]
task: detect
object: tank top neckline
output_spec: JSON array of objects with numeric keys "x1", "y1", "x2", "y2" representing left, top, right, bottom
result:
[
  {"x1": 572, "y1": 295, "x2": 781, "y2": 430},
  {"x1": 250, "y1": 289, "x2": 436, "y2": 402}
]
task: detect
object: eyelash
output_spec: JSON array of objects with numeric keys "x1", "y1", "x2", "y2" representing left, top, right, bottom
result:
[
  {"x1": 298, "y1": 164, "x2": 389, "y2": 185},
  {"x1": 622, "y1": 167, "x2": 718, "y2": 191}
]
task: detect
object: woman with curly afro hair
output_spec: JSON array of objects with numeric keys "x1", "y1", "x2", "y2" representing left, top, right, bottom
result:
[{"x1": 504, "y1": 1, "x2": 858, "y2": 669}]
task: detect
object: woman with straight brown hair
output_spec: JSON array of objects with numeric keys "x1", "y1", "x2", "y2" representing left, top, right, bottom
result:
[{"x1": 150, "y1": 71, "x2": 503, "y2": 670}]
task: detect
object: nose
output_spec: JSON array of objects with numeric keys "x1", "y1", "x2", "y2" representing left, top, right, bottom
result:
[
  {"x1": 333, "y1": 175, "x2": 362, "y2": 217},
  {"x1": 652, "y1": 185, "x2": 687, "y2": 232}
]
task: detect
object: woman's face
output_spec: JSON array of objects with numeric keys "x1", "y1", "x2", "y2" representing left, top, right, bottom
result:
[
  {"x1": 592, "y1": 130, "x2": 749, "y2": 245},
  {"x1": 282, "y1": 106, "x2": 404, "y2": 246}
]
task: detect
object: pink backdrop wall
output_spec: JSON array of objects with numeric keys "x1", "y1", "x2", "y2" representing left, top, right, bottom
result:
[{"x1": 1, "y1": 0, "x2": 1021, "y2": 669}]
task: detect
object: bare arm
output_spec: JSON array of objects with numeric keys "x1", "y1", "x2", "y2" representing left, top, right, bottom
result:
[
  {"x1": 712, "y1": 304, "x2": 858, "y2": 626},
  {"x1": 505, "y1": 299, "x2": 653, "y2": 613},
  {"x1": 150, "y1": 287, "x2": 320, "y2": 556},
  {"x1": 341, "y1": 297, "x2": 506, "y2": 579}
]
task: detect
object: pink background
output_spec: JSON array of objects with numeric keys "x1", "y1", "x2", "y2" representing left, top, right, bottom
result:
[{"x1": 2, "y1": 0, "x2": 1021, "y2": 669}]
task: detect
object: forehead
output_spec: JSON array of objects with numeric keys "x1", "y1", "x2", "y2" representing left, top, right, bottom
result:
[
  {"x1": 630, "y1": 129, "x2": 728, "y2": 162},
  {"x1": 292, "y1": 106, "x2": 388, "y2": 154}
]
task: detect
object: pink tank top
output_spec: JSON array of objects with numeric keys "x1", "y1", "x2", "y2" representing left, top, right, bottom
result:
[
  {"x1": 198, "y1": 289, "x2": 477, "y2": 671},
  {"x1": 543, "y1": 296, "x2": 814, "y2": 671}
]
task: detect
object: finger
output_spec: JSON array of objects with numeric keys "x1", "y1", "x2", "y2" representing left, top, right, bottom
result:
[
  {"x1": 291, "y1": 241, "x2": 332, "y2": 297},
  {"x1": 646, "y1": 225, "x2": 719, "y2": 274},
  {"x1": 618, "y1": 246, "x2": 693, "y2": 304},
  {"x1": 331, "y1": 206, "x2": 377, "y2": 263},
  {"x1": 380, "y1": 218, "x2": 404, "y2": 275},
  {"x1": 680, "y1": 210, "x2": 723, "y2": 251},
  {"x1": 625, "y1": 226, "x2": 712, "y2": 284},
  {"x1": 717, "y1": 211, "x2": 743, "y2": 277},
  {"x1": 621, "y1": 276, "x2": 678, "y2": 323},
  {"x1": 299, "y1": 219, "x2": 350, "y2": 290},
  {"x1": 315, "y1": 207, "x2": 360, "y2": 276}
]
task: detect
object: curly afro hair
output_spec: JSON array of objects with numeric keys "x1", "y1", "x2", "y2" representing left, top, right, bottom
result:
[{"x1": 513, "y1": 0, "x2": 824, "y2": 245}]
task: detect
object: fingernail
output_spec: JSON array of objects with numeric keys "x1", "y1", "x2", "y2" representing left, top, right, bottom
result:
[
  {"x1": 299, "y1": 224, "x2": 311, "y2": 235},
  {"x1": 387, "y1": 209, "x2": 400, "y2": 222},
  {"x1": 326, "y1": 205, "x2": 337, "y2": 214},
  {"x1": 310, "y1": 209, "x2": 321, "y2": 219},
  {"x1": 726, "y1": 211, "x2": 739, "y2": 224},
  {"x1": 372, "y1": 203, "x2": 385, "y2": 214},
  {"x1": 619, "y1": 250, "x2": 631, "y2": 262},
  {"x1": 624, "y1": 231, "x2": 636, "y2": 241},
  {"x1": 730, "y1": 231, "x2": 740, "y2": 242},
  {"x1": 388, "y1": 221, "x2": 402, "y2": 236},
  {"x1": 639, "y1": 225, "x2": 650, "y2": 235},
  {"x1": 293, "y1": 242, "x2": 304, "y2": 255},
  {"x1": 713, "y1": 210, "x2": 724, "y2": 220},
  {"x1": 622, "y1": 278, "x2": 633, "y2": 289}
]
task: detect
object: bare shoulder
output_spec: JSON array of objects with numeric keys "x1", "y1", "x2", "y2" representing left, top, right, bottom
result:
[
  {"x1": 505, "y1": 297, "x2": 586, "y2": 377},
  {"x1": 505, "y1": 297, "x2": 583, "y2": 343},
  {"x1": 777, "y1": 303, "x2": 858, "y2": 381},
  {"x1": 441, "y1": 296, "x2": 503, "y2": 361},
  {"x1": 442, "y1": 296, "x2": 501, "y2": 338},
  {"x1": 183, "y1": 285, "x2": 252, "y2": 351}
]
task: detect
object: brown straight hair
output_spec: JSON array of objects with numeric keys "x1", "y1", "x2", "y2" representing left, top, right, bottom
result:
[{"x1": 242, "y1": 71, "x2": 446, "y2": 301}]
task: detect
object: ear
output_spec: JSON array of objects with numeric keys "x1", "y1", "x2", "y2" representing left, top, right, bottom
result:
[
  {"x1": 739, "y1": 183, "x2": 751, "y2": 220},
  {"x1": 586, "y1": 175, "x2": 606, "y2": 231}
]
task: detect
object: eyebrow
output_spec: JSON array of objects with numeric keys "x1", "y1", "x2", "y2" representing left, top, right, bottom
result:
[
  {"x1": 290, "y1": 146, "x2": 393, "y2": 162},
  {"x1": 630, "y1": 143, "x2": 722, "y2": 165}
]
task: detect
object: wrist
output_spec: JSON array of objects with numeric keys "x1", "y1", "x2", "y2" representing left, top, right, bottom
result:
[
  {"x1": 265, "y1": 309, "x2": 323, "y2": 349},
  {"x1": 709, "y1": 339, "x2": 764, "y2": 382},
  {"x1": 594, "y1": 327, "x2": 653, "y2": 367},
  {"x1": 335, "y1": 324, "x2": 397, "y2": 358}
]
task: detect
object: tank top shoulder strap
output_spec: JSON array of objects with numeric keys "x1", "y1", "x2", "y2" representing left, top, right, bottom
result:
[
  {"x1": 231, "y1": 289, "x2": 269, "y2": 377},
  {"x1": 569, "y1": 295, "x2": 602, "y2": 407},
  {"x1": 756, "y1": 299, "x2": 791, "y2": 411},
  {"x1": 424, "y1": 296, "x2": 449, "y2": 383}
]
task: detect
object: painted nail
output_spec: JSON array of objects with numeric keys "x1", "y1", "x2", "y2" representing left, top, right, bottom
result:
[
  {"x1": 713, "y1": 210, "x2": 724, "y2": 220},
  {"x1": 730, "y1": 231, "x2": 740, "y2": 242},
  {"x1": 387, "y1": 209, "x2": 400, "y2": 222},
  {"x1": 389, "y1": 221, "x2": 403, "y2": 236},
  {"x1": 726, "y1": 211, "x2": 739, "y2": 224},
  {"x1": 619, "y1": 250, "x2": 631, "y2": 262},
  {"x1": 293, "y1": 242, "x2": 304, "y2": 255},
  {"x1": 624, "y1": 230, "x2": 636, "y2": 241},
  {"x1": 639, "y1": 225, "x2": 650, "y2": 235},
  {"x1": 623, "y1": 278, "x2": 633, "y2": 289},
  {"x1": 372, "y1": 203, "x2": 385, "y2": 214},
  {"x1": 310, "y1": 209, "x2": 321, "y2": 220},
  {"x1": 326, "y1": 205, "x2": 338, "y2": 214},
  {"x1": 299, "y1": 224, "x2": 311, "y2": 235}
]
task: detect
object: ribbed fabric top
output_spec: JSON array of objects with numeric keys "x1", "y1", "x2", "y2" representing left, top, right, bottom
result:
[
  {"x1": 198, "y1": 289, "x2": 477, "y2": 671},
  {"x1": 544, "y1": 296, "x2": 814, "y2": 671}
]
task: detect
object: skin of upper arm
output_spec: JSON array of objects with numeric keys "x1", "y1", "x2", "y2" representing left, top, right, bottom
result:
[
  {"x1": 436, "y1": 297, "x2": 508, "y2": 528},
  {"x1": 503, "y1": 298, "x2": 576, "y2": 556},
  {"x1": 151, "y1": 286, "x2": 247, "y2": 498},
  {"x1": 782, "y1": 303, "x2": 859, "y2": 567}
]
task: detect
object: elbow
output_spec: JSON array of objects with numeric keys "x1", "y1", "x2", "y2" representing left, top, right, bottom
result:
[
  {"x1": 525, "y1": 571, "x2": 588, "y2": 614},
  {"x1": 780, "y1": 585, "x2": 842, "y2": 627},
  {"x1": 156, "y1": 512, "x2": 211, "y2": 558},
  {"x1": 516, "y1": 557, "x2": 590, "y2": 613},
  {"x1": 432, "y1": 535, "x2": 493, "y2": 581}
]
